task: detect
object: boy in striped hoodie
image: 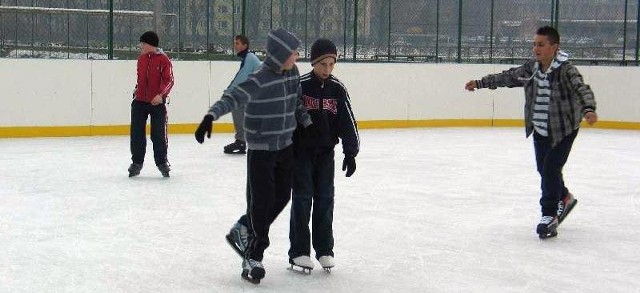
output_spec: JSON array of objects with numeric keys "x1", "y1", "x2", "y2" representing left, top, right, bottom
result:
[
  {"x1": 464, "y1": 26, "x2": 598, "y2": 239},
  {"x1": 195, "y1": 28, "x2": 314, "y2": 284}
]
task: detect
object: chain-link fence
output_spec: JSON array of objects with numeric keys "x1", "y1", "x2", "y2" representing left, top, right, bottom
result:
[{"x1": 1, "y1": 0, "x2": 639, "y2": 65}]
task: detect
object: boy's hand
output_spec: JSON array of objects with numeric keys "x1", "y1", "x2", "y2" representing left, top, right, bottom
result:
[
  {"x1": 195, "y1": 115, "x2": 214, "y2": 143},
  {"x1": 464, "y1": 80, "x2": 478, "y2": 91},
  {"x1": 584, "y1": 111, "x2": 598, "y2": 125},
  {"x1": 342, "y1": 155, "x2": 356, "y2": 177},
  {"x1": 151, "y1": 94, "x2": 163, "y2": 105}
]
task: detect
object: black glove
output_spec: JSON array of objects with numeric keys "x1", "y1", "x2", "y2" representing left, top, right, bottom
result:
[
  {"x1": 195, "y1": 114, "x2": 214, "y2": 144},
  {"x1": 305, "y1": 123, "x2": 321, "y2": 138},
  {"x1": 342, "y1": 155, "x2": 356, "y2": 177}
]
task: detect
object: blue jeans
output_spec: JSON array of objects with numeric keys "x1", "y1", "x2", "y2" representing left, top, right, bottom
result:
[
  {"x1": 289, "y1": 147, "x2": 335, "y2": 259},
  {"x1": 533, "y1": 129, "x2": 578, "y2": 216}
]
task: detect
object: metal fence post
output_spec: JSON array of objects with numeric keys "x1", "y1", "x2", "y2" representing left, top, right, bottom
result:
[
  {"x1": 343, "y1": 0, "x2": 346, "y2": 59},
  {"x1": 436, "y1": 0, "x2": 440, "y2": 63},
  {"x1": 108, "y1": 0, "x2": 113, "y2": 59},
  {"x1": 457, "y1": 0, "x2": 462, "y2": 63},
  {"x1": 489, "y1": 0, "x2": 494, "y2": 63},
  {"x1": 623, "y1": 0, "x2": 628, "y2": 64},
  {"x1": 387, "y1": 0, "x2": 390, "y2": 59},
  {"x1": 353, "y1": 0, "x2": 358, "y2": 61},
  {"x1": 636, "y1": 0, "x2": 640, "y2": 66},
  {"x1": 241, "y1": 0, "x2": 246, "y2": 36}
]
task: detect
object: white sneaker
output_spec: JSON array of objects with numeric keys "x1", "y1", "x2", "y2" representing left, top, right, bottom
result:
[
  {"x1": 318, "y1": 255, "x2": 335, "y2": 269},
  {"x1": 290, "y1": 255, "x2": 314, "y2": 269}
]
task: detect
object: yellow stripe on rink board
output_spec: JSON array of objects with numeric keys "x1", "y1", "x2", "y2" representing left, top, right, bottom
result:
[{"x1": 1, "y1": 120, "x2": 639, "y2": 138}]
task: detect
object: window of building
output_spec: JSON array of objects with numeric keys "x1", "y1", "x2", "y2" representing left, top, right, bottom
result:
[
  {"x1": 218, "y1": 21, "x2": 228, "y2": 29},
  {"x1": 218, "y1": 5, "x2": 228, "y2": 14}
]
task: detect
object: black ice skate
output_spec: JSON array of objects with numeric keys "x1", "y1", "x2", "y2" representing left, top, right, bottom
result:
[
  {"x1": 157, "y1": 163, "x2": 171, "y2": 178},
  {"x1": 128, "y1": 163, "x2": 142, "y2": 177},
  {"x1": 537, "y1": 215, "x2": 558, "y2": 239},
  {"x1": 241, "y1": 258, "x2": 265, "y2": 284},
  {"x1": 223, "y1": 140, "x2": 246, "y2": 154},
  {"x1": 557, "y1": 192, "x2": 578, "y2": 224},
  {"x1": 318, "y1": 255, "x2": 335, "y2": 273},
  {"x1": 225, "y1": 222, "x2": 249, "y2": 258},
  {"x1": 288, "y1": 256, "x2": 314, "y2": 274}
]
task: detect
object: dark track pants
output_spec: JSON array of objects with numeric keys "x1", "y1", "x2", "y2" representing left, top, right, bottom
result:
[
  {"x1": 289, "y1": 147, "x2": 335, "y2": 259},
  {"x1": 534, "y1": 129, "x2": 578, "y2": 216},
  {"x1": 130, "y1": 100, "x2": 168, "y2": 166},
  {"x1": 245, "y1": 146, "x2": 294, "y2": 262}
]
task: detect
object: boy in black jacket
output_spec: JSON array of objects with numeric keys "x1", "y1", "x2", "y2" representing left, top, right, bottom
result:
[{"x1": 288, "y1": 39, "x2": 360, "y2": 272}]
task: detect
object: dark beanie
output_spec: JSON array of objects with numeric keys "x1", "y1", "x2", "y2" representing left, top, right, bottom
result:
[
  {"x1": 310, "y1": 38, "x2": 337, "y2": 65},
  {"x1": 140, "y1": 31, "x2": 159, "y2": 47}
]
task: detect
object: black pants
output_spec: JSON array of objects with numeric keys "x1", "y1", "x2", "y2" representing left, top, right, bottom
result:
[
  {"x1": 130, "y1": 100, "x2": 168, "y2": 166},
  {"x1": 244, "y1": 146, "x2": 294, "y2": 262},
  {"x1": 289, "y1": 147, "x2": 335, "y2": 259},
  {"x1": 533, "y1": 129, "x2": 578, "y2": 216}
]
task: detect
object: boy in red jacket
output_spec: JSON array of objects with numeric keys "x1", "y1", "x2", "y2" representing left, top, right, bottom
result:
[{"x1": 128, "y1": 31, "x2": 174, "y2": 178}]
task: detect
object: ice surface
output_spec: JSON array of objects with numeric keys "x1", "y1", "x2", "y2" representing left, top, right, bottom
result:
[{"x1": 1, "y1": 128, "x2": 639, "y2": 292}]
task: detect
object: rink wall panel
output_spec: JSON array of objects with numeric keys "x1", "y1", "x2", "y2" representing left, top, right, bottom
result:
[{"x1": 0, "y1": 59, "x2": 638, "y2": 137}]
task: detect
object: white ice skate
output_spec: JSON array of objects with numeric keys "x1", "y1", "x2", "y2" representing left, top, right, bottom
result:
[
  {"x1": 288, "y1": 255, "x2": 314, "y2": 274},
  {"x1": 318, "y1": 256, "x2": 335, "y2": 273}
]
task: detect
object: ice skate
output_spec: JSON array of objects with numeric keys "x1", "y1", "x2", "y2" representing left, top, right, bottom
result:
[
  {"x1": 241, "y1": 258, "x2": 265, "y2": 284},
  {"x1": 223, "y1": 140, "x2": 246, "y2": 154},
  {"x1": 557, "y1": 192, "x2": 578, "y2": 224},
  {"x1": 225, "y1": 222, "x2": 249, "y2": 258},
  {"x1": 157, "y1": 163, "x2": 170, "y2": 178},
  {"x1": 128, "y1": 163, "x2": 142, "y2": 177},
  {"x1": 318, "y1": 255, "x2": 335, "y2": 273},
  {"x1": 536, "y1": 215, "x2": 558, "y2": 239},
  {"x1": 288, "y1": 255, "x2": 314, "y2": 274}
]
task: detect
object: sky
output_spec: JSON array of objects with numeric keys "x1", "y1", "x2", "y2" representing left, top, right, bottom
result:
[{"x1": 1, "y1": 127, "x2": 639, "y2": 293}]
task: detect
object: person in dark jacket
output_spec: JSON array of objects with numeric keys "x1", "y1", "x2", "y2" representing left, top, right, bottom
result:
[
  {"x1": 194, "y1": 28, "x2": 314, "y2": 284},
  {"x1": 464, "y1": 26, "x2": 597, "y2": 239},
  {"x1": 288, "y1": 38, "x2": 360, "y2": 272},
  {"x1": 128, "y1": 31, "x2": 174, "y2": 178}
]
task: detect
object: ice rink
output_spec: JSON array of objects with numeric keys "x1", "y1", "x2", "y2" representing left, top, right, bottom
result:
[{"x1": 2, "y1": 127, "x2": 639, "y2": 293}]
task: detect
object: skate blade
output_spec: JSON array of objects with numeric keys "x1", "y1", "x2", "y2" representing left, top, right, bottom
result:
[
  {"x1": 223, "y1": 149, "x2": 246, "y2": 155},
  {"x1": 287, "y1": 265, "x2": 313, "y2": 275},
  {"x1": 241, "y1": 271, "x2": 261, "y2": 284},
  {"x1": 538, "y1": 231, "x2": 558, "y2": 239},
  {"x1": 225, "y1": 234, "x2": 245, "y2": 258}
]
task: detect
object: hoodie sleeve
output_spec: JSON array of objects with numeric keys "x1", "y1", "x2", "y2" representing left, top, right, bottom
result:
[
  {"x1": 294, "y1": 81, "x2": 312, "y2": 127},
  {"x1": 208, "y1": 75, "x2": 262, "y2": 121},
  {"x1": 159, "y1": 54, "x2": 174, "y2": 97},
  {"x1": 337, "y1": 86, "x2": 360, "y2": 157},
  {"x1": 477, "y1": 59, "x2": 535, "y2": 90}
]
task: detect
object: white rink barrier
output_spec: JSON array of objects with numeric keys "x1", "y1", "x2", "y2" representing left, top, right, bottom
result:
[{"x1": 0, "y1": 59, "x2": 638, "y2": 137}]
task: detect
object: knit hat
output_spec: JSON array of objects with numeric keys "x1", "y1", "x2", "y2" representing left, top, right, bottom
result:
[
  {"x1": 264, "y1": 28, "x2": 301, "y2": 71},
  {"x1": 310, "y1": 38, "x2": 337, "y2": 65},
  {"x1": 140, "y1": 31, "x2": 159, "y2": 47}
]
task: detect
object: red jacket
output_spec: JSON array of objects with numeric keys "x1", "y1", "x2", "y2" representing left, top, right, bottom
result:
[{"x1": 135, "y1": 50, "x2": 174, "y2": 103}]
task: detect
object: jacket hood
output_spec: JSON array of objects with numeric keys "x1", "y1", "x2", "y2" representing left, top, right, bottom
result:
[{"x1": 263, "y1": 28, "x2": 300, "y2": 72}]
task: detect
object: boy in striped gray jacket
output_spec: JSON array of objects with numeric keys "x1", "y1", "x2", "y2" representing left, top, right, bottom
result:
[
  {"x1": 464, "y1": 26, "x2": 598, "y2": 239},
  {"x1": 195, "y1": 28, "x2": 315, "y2": 284}
]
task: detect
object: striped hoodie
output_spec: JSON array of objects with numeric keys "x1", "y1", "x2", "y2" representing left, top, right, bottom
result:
[
  {"x1": 207, "y1": 29, "x2": 312, "y2": 151},
  {"x1": 475, "y1": 52, "x2": 596, "y2": 147}
]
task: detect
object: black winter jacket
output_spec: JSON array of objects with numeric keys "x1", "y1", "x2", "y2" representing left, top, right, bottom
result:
[{"x1": 294, "y1": 71, "x2": 360, "y2": 157}]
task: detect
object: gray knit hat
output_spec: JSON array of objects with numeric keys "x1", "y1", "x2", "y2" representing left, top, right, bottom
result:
[{"x1": 264, "y1": 28, "x2": 300, "y2": 70}]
